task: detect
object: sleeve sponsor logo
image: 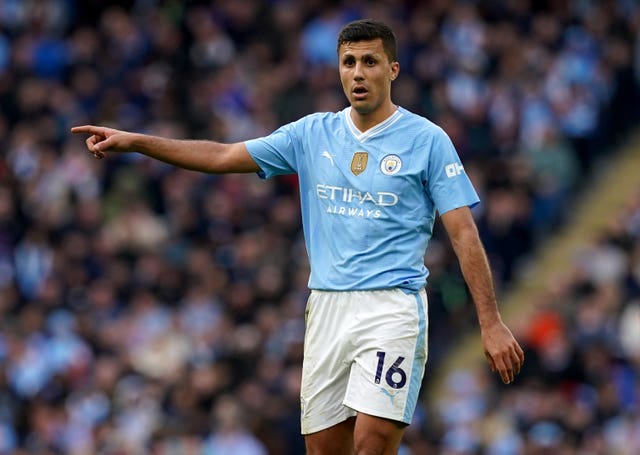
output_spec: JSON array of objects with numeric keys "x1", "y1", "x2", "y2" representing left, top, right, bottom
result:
[{"x1": 444, "y1": 163, "x2": 465, "y2": 178}]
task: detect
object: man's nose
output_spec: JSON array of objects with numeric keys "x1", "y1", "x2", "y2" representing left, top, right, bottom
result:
[{"x1": 353, "y1": 62, "x2": 364, "y2": 80}]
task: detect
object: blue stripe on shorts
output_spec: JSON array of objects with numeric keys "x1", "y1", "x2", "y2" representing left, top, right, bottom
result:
[{"x1": 404, "y1": 291, "x2": 427, "y2": 422}]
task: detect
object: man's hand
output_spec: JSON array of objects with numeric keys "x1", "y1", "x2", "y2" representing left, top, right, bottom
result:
[
  {"x1": 481, "y1": 320, "x2": 525, "y2": 384},
  {"x1": 71, "y1": 125, "x2": 137, "y2": 159}
]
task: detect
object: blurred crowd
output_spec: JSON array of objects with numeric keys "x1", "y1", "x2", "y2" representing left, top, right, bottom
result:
[
  {"x1": 427, "y1": 187, "x2": 640, "y2": 454},
  {"x1": 0, "y1": 0, "x2": 639, "y2": 453}
]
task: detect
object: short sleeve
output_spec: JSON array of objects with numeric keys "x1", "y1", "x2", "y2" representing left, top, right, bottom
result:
[
  {"x1": 426, "y1": 127, "x2": 480, "y2": 214},
  {"x1": 244, "y1": 121, "x2": 301, "y2": 179}
]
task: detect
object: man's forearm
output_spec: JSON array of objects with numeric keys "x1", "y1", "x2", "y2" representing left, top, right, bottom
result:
[
  {"x1": 451, "y1": 227, "x2": 503, "y2": 329},
  {"x1": 129, "y1": 134, "x2": 218, "y2": 172},
  {"x1": 128, "y1": 134, "x2": 247, "y2": 173}
]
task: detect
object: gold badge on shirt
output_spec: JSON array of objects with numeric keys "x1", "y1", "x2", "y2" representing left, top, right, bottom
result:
[{"x1": 350, "y1": 152, "x2": 368, "y2": 176}]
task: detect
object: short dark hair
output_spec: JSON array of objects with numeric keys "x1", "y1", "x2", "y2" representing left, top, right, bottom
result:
[{"x1": 337, "y1": 19, "x2": 397, "y2": 62}]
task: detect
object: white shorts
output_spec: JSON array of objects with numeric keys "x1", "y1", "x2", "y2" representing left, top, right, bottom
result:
[{"x1": 300, "y1": 288, "x2": 428, "y2": 435}]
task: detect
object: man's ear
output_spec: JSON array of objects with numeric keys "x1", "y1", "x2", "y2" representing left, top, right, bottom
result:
[{"x1": 390, "y1": 61, "x2": 400, "y2": 80}]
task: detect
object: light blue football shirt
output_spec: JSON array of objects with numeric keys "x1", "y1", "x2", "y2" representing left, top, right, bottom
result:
[{"x1": 245, "y1": 106, "x2": 479, "y2": 291}]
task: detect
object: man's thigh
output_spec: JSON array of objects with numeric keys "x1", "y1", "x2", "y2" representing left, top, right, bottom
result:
[{"x1": 304, "y1": 417, "x2": 355, "y2": 455}]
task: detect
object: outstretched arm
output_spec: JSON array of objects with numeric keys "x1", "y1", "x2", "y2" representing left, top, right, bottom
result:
[
  {"x1": 70, "y1": 125, "x2": 261, "y2": 174},
  {"x1": 440, "y1": 206, "x2": 525, "y2": 384}
]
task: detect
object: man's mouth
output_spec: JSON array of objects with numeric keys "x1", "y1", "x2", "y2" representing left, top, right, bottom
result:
[{"x1": 353, "y1": 86, "x2": 368, "y2": 99}]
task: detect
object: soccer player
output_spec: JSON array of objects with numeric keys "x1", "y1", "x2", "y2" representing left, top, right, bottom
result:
[{"x1": 72, "y1": 18, "x2": 524, "y2": 455}]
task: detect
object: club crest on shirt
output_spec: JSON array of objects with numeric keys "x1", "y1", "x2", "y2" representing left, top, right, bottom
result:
[
  {"x1": 381, "y1": 154, "x2": 402, "y2": 175},
  {"x1": 350, "y1": 152, "x2": 368, "y2": 175}
]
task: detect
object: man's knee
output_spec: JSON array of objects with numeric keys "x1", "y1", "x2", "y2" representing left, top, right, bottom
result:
[{"x1": 353, "y1": 413, "x2": 406, "y2": 455}]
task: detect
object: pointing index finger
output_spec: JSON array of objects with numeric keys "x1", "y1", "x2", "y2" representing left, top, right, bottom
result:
[{"x1": 70, "y1": 125, "x2": 102, "y2": 135}]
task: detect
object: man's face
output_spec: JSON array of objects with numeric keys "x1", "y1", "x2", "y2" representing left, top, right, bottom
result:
[{"x1": 338, "y1": 38, "x2": 399, "y2": 116}]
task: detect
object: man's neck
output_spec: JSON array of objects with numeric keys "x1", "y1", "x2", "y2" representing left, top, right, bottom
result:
[{"x1": 350, "y1": 103, "x2": 398, "y2": 132}]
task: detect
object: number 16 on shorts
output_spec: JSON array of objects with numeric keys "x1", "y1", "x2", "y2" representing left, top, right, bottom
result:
[{"x1": 375, "y1": 351, "x2": 407, "y2": 389}]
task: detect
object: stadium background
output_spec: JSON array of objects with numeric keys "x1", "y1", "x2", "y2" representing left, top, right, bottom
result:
[{"x1": 1, "y1": 0, "x2": 639, "y2": 453}]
